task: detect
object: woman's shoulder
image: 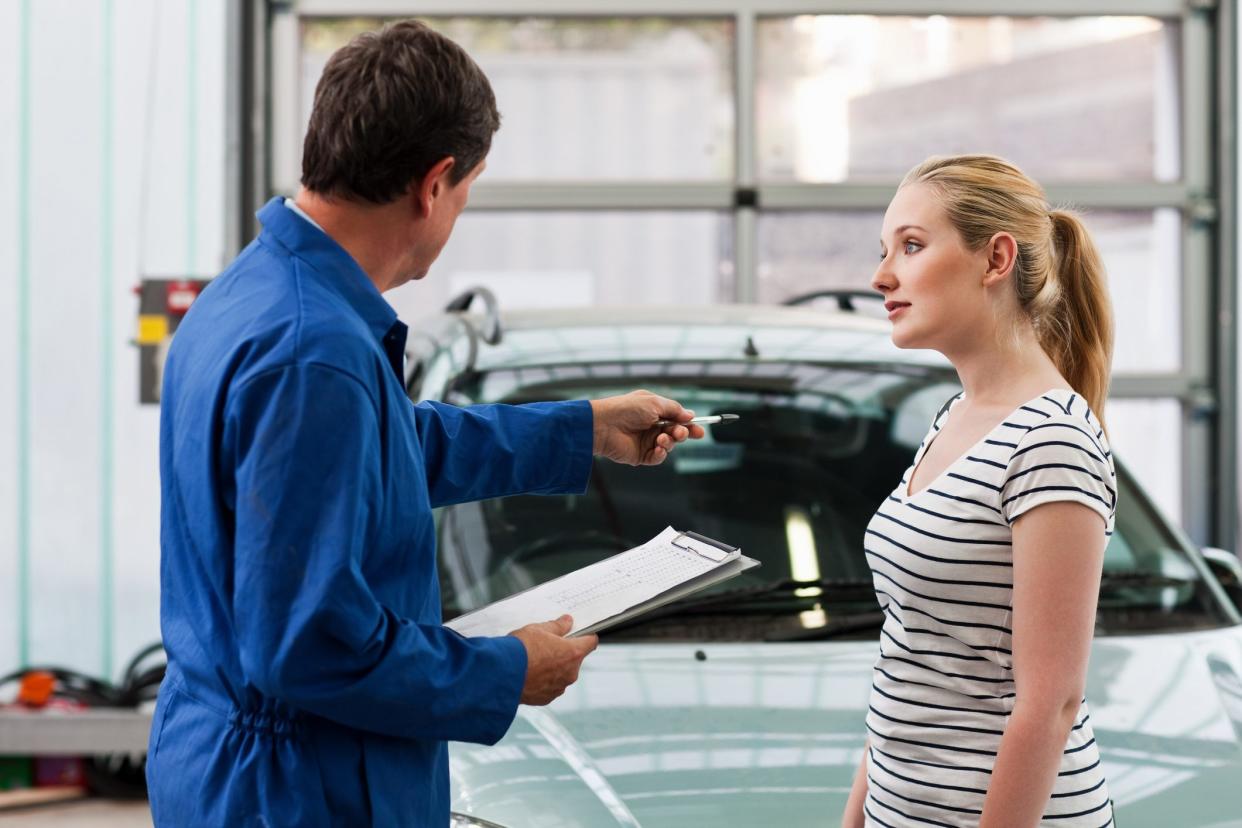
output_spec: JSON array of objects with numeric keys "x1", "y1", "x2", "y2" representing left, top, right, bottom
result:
[
  {"x1": 1015, "y1": 389, "x2": 1111, "y2": 457},
  {"x1": 1001, "y1": 389, "x2": 1117, "y2": 526}
]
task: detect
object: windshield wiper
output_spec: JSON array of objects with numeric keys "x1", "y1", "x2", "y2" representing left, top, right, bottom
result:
[
  {"x1": 708, "y1": 577, "x2": 874, "y2": 602},
  {"x1": 765, "y1": 610, "x2": 887, "y2": 642},
  {"x1": 601, "y1": 578, "x2": 876, "y2": 636}
]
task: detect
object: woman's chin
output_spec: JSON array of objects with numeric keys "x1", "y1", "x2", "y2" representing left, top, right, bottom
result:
[{"x1": 889, "y1": 328, "x2": 922, "y2": 350}]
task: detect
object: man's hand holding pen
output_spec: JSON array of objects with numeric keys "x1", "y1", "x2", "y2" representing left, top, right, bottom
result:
[{"x1": 589, "y1": 390, "x2": 707, "y2": 466}]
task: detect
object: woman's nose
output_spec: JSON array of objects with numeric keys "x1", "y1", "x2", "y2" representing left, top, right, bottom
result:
[{"x1": 872, "y1": 259, "x2": 895, "y2": 294}]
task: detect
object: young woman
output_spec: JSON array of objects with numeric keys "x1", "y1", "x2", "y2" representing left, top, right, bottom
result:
[{"x1": 842, "y1": 155, "x2": 1116, "y2": 828}]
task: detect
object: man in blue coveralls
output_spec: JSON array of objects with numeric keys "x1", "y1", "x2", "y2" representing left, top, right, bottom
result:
[{"x1": 146, "y1": 19, "x2": 703, "y2": 827}]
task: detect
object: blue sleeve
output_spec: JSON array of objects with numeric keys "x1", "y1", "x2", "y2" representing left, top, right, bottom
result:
[
  {"x1": 412, "y1": 399, "x2": 594, "y2": 508},
  {"x1": 225, "y1": 362, "x2": 527, "y2": 744}
]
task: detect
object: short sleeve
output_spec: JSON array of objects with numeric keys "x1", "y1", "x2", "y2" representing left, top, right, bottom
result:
[{"x1": 1001, "y1": 415, "x2": 1117, "y2": 528}]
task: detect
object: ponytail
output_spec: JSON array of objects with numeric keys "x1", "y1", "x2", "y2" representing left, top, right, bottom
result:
[{"x1": 1045, "y1": 210, "x2": 1114, "y2": 428}]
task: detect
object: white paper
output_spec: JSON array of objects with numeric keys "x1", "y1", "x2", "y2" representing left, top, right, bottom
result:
[{"x1": 445, "y1": 527, "x2": 739, "y2": 638}]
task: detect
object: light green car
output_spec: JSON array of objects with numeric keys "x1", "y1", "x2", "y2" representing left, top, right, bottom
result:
[{"x1": 406, "y1": 298, "x2": 1242, "y2": 828}]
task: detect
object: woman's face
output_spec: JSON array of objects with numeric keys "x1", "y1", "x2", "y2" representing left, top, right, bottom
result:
[{"x1": 871, "y1": 183, "x2": 990, "y2": 354}]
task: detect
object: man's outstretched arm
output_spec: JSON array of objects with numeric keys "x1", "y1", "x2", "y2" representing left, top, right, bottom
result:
[{"x1": 412, "y1": 391, "x2": 702, "y2": 508}]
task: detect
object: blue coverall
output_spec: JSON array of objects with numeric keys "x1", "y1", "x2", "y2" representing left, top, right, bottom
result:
[{"x1": 146, "y1": 198, "x2": 593, "y2": 826}]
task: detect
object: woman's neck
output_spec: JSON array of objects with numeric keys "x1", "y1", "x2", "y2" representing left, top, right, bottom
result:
[{"x1": 949, "y1": 326, "x2": 1066, "y2": 409}]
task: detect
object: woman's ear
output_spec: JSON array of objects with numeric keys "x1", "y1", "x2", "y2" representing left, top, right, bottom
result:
[{"x1": 981, "y1": 232, "x2": 1018, "y2": 288}]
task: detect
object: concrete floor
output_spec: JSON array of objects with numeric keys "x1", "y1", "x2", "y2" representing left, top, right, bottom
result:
[{"x1": 0, "y1": 801, "x2": 151, "y2": 827}]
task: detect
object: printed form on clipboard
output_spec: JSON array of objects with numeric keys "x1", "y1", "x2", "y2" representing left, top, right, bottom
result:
[{"x1": 445, "y1": 527, "x2": 761, "y2": 638}]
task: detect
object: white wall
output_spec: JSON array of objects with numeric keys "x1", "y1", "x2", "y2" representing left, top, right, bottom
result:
[
  {"x1": 3, "y1": 0, "x2": 226, "y2": 680},
  {"x1": 1, "y1": 0, "x2": 22, "y2": 681}
]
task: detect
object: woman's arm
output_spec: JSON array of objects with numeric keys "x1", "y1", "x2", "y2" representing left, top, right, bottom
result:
[
  {"x1": 978, "y1": 501, "x2": 1107, "y2": 828},
  {"x1": 841, "y1": 738, "x2": 869, "y2": 828}
]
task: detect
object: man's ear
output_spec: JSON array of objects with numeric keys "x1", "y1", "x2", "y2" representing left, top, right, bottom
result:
[
  {"x1": 981, "y1": 232, "x2": 1018, "y2": 288},
  {"x1": 411, "y1": 156, "x2": 457, "y2": 218}
]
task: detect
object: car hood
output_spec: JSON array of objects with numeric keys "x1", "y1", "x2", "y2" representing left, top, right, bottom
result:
[{"x1": 450, "y1": 626, "x2": 1242, "y2": 828}]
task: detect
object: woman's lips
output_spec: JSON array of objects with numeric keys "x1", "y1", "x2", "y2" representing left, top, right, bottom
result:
[{"x1": 885, "y1": 301, "x2": 911, "y2": 320}]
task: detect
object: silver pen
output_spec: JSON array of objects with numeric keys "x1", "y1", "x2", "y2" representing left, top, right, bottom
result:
[{"x1": 654, "y1": 414, "x2": 740, "y2": 428}]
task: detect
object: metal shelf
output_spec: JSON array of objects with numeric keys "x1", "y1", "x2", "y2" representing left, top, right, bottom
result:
[{"x1": 0, "y1": 709, "x2": 152, "y2": 756}]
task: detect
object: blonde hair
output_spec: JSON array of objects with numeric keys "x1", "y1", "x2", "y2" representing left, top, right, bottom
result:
[{"x1": 901, "y1": 155, "x2": 1114, "y2": 426}]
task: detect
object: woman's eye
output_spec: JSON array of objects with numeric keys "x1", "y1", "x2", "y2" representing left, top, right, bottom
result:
[{"x1": 904, "y1": 241, "x2": 921, "y2": 254}]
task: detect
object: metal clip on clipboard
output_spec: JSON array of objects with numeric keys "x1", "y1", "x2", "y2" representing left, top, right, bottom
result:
[{"x1": 670, "y1": 531, "x2": 736, "y2": 563}]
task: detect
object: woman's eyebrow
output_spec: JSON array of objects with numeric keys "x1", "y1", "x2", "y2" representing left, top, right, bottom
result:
[{"x1": 880, "y1": 224, "x2": 927, "y2": 246}]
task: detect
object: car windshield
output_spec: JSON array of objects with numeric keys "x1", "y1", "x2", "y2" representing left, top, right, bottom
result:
[{"x1": 435, "y1": 361, "x2": 1235, "y2": 640}]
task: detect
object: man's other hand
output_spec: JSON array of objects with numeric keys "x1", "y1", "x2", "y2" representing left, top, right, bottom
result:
[
  {"x1": 590, "y1": 390, "x2": 705, "y2": 466},
  {"x1": 510, "y1": 615, "x2": 599, "y2": 706}
]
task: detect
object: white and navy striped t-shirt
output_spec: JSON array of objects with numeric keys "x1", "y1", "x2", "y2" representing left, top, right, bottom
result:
[{"x1": 863, "y1": 388, "x2": 1116, "y2": 828}]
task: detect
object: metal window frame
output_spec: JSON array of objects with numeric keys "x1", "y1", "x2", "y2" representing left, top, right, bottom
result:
[
  {"x1": 225, "y1": 0, "x2": 262, "y2": 258},
  {"x1": 292, "y1": 0, "x2": 1192, "y2": 16},
  {"x1": 1217, "y1": 0, "x2": 1238, "y2": 552},
  {"x1": 231, "y1": 0, "x2": 1235, "y2": 549}
]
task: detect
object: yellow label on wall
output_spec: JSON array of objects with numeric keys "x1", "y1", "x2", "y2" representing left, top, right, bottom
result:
[{"x1": 137, "y1": 314, "x2": 169, "y2": 345}]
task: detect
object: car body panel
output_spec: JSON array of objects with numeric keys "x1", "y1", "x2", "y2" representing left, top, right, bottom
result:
[
  {"x1": 451, "y1": 628, "x2": 1242, "y2": 827},
  {"x1": 408, "y1": 305, "x2": 951, "y2": 405}
]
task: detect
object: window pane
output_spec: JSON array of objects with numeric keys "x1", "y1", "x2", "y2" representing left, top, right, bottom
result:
[
  {"x1": 301, "y1": 18, "x2": 735, "y2": 181},
  {"x1": 757, "y1": 209, "x2": 1181, "y2": 372},
  {"x1": 1084, "y1": 210, "x2": 1181, "y2": 374},
  {"x1": 389, "y1": 211, "x2": 732, "y2": 316},
  {"x1": 758, "y1": 16, "x2": 1180, "y2": 182},
  {"x1": 1108, "y1": 398, "x2": 1182, "y2": 527},
  {"x1": 757, "y1": 211, "x2": 883, "y2": 307}
]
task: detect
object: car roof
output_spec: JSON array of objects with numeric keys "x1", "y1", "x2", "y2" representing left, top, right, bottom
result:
[{"x1": 419, "y1": 304, "x2": 952, "y2": 373}]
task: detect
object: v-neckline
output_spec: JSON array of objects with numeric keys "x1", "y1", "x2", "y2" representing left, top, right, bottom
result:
[{"x1": 900, "y1": 388, "x2": 1073, "y2": 502}]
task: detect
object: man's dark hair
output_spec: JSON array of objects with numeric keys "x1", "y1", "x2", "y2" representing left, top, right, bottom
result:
[{"x1": 301, "y1": 20, "x2": 500, "y2": 204}]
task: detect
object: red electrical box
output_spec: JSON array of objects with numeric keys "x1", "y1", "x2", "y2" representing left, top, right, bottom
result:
[{"x1": 166, "y1": 280, "x2": 202, "y2": 316}]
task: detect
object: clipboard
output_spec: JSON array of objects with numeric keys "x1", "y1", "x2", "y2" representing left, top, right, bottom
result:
[
  {"x1": 670, "y1": 530, "x2": 734, "y2": 563},
  {"x1": 573, "y1": 550, "x2": 761, "y2": 636},
  {"x1": 444, "y1": 527, "x2": 761, "y2": 639}
]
